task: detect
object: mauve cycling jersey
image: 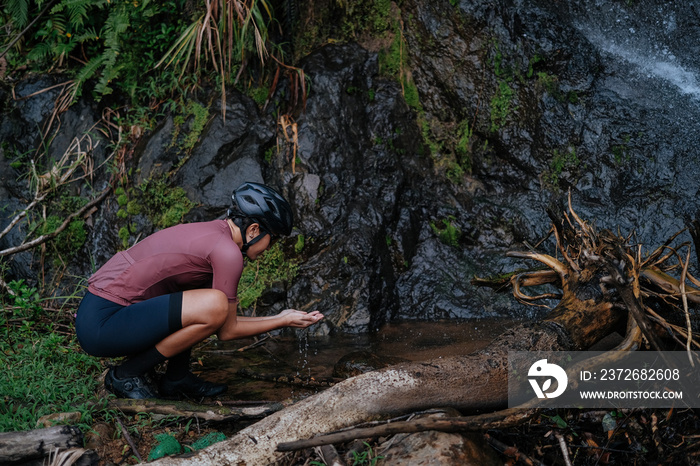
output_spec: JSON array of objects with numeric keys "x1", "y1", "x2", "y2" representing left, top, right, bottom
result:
[{"x1": 88, "y1": 220, "x2": 243, "y2": 306}]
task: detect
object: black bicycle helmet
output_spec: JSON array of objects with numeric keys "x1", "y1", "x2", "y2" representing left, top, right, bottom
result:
[{"x1": 229, "y1": 182, "x2": 294, "y2": 237}]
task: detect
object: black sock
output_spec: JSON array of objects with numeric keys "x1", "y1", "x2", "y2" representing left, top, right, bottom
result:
[
  {"x1": 165, "y1": 348, "x2": 192, "y2": 381},
  {"x1": 115, "y1": 347, "x2": 167, "y2": 379}
]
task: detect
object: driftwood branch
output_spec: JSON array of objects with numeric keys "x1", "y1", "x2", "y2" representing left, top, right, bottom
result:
[
  {"x1": 109, "y1": 398, "x2": 286, "y2": 423},
  {"x1": 115, "y1": 416, "x2": 143, "y2": 463},
  {"x1": 276, "y1": 408, "x2": 537, "y2": 452}
]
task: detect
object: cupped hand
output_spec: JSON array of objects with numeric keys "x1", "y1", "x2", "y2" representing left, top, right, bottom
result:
[{"x1": 279, "y1": 309, "x2": 324, "y2": 328}]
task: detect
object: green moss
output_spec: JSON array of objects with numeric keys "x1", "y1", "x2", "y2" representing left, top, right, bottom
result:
[
  {"x1": 139, "y1": 176, "x2": 195, "y2": 228},
  {"x1": 126, "y1": 200, "x2": 142, "y2": 216},
  {"x1": 248, "y1": 86, "x2": 269, "y2": 106},
  {"x1": 490, "y1": 80, "x2": 514, "y2": 132},
  {"x1": 264, "y1": 147, "x2": 275, "y2": 163},
  {"x1": 536, "y1": 72, "x2": 558, "y2": 95},
  {"x1": 430, "y1": 217, "x2": 462, "y2": 248},
  {"x1": 170, "y1": 101, "x2": 210, "y2": 153},
  {"x1": 455, "y1": 119, "x2": 473, "y2": 175},
  {"x1": 294, "y1": 234, "x2": 305, "y2": 254},
  {"x1": 402, "y1": 79, "x2": 421, "y2": 112},
  {"x1": 545, "y1": 146, "x2": 579, "y2": 188},
  {"x1": 40, "y1": 216, "x2": 87, "y2": 263},
  {"x1": 379, "y1": 22, "x2": 404, "y2": 78},
  {"x1": 119, "y1": 226, "x2": 131, "y2": 248},
  {"x1": 527, "y1": 54, "x2": 544, "y2": 78}
]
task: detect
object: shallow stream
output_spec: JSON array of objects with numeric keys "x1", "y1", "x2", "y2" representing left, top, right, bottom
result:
[{"x1": 196, "y1": 318, "x2": 520, "y2": 402}]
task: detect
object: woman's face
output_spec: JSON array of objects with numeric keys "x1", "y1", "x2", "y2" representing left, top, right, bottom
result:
[{"x1": 245, "y1": 229, "x2": 272, "y2": 261}]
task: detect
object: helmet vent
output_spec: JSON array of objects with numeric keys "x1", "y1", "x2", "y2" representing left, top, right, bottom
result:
[{"x1": 265, "y1": 199, "x2": 279, "y2": 214}]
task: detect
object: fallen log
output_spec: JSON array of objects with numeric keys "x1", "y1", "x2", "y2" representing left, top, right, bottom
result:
[{"x1": 0, "y1": 425, "x2": 83, "y2": 464}]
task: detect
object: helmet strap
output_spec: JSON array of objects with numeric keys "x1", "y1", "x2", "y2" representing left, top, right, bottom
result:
[
  {"x1": 242, "y1": 231, "x2": 269, "y2": 255},
  {"x1": 231, "y1": 215, "x2": 267, "y2": 256}
]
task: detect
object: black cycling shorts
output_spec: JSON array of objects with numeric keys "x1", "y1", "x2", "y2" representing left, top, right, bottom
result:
[{"x1": 76, "y1": 291, "x2": 183, "y2": 357}]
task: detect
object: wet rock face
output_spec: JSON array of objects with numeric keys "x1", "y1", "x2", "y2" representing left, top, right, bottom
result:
[
  {"x1": 403, "y1": 0, "x2": 700, "y2": 242},
  {"x1": 4, "y1": 0, "x2": 700, "y2": 333},
  {"x1": 272, "y1": 43, "x2": 438, "y2": 332}
]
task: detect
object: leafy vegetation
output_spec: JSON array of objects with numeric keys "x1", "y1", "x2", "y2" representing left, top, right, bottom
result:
[
  {"x1": 237, "y1": 242, "x2": 299, "y2": 309},
  {"x1": 171, "y1": 100, "x2": 211, "y2": 154},
  {"x1": 430, "y1": 216, "x2": 462, "y2": 247},
  {"x1": 138, "y1": 176, "x2": 195, "y2": 229},
  {"x1": 544, "y1": 146, "x2": 580, "y2": 188},
  {"x1": 0, "y1": 280, "x2": 105, "y2": 433},
  {"x1": 1, "y1": 0, "x2": 278, "y2": 111}
]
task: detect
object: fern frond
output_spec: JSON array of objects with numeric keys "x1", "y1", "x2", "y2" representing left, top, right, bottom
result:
[
  {"x1": 6, "y1": 0, "x2": 30, "y2": 29},
  {"x1": 74, "y1": 54, "x2": 105, "y2": 86},
  {"x1": 49, "y1": 12, "x2": 68, "y2": 34},
  {"x1": 62, "y1": 0, "x2": 92, "y2": 29},
  {"x1": 73, "y1": 27, "x2": 99, "y2": 43},
  {"x1": 104, "y1": 5, "x2": 130, "y2": 40},
  {"x1": 94, "y1": 62, "x2": 122, "y2": 96},
  {"x1": 26, "y1": 42, "x2": 52, "y2": 62}
]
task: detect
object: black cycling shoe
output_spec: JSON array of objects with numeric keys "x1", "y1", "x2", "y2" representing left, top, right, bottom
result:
[
  {"x1": 104, "y1": 367, "x2": 157, "y2": 399},
  {"x1": 159, "y1": 372, "x2": 228, "y2": 399}
]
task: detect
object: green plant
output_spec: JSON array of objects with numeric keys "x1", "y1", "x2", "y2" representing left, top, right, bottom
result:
[
  {"x1": 545, "y1": 146, "x2": 579, "y2": 187},
  {"x1": 3, "y1": 279, "x2": 43, "y2": 320},
  {"x1": 490, "y1": 79, "x2": 514, "y2": 132},
  {"x1": 294, "y1": 234, "x2": 305, "y2": 254},
  {"x1": 237, "y1": 242, "x2": 299, "y2": 309},
  {"x1": 138, "y1": 176, "x2": 194, "y2": 228},
  {"x1": 2, "y1": 0, "x2": 283, "y2": 117},
  {"x1": 349, "y1": 442, "x2": 383, "y2": 466},
  {"x1": 156, "y1": 0, "x2": 275, "y2": 116},
  {"x1": 171, "y1": 100, "x2": 210, "y2": 153},
  {"x1": 3, "y1": 0, "x2": 183, "y2": 102},
  {"x1": 0, "y1": 328, "x2": 105, "y2": 432},
  {"x1": 430, "y1": 216, "x2": 461, "y2": 247}
]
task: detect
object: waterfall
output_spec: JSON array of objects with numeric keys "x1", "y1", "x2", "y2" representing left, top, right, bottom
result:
[{"x1": 570, "y1": 0, "x2": 700, "y2": 99}]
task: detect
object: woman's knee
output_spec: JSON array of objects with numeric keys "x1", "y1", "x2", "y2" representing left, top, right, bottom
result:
[
  {"x1": 208, "y1": 291, "x2": 229, "y2": 328},
  {"x1": 182, "y1": 289, "x2": 229, "y2": 328}
]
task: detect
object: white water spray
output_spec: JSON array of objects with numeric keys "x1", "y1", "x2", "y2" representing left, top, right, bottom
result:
[{"x1": 572, "y1": 2, "x2": 700, "y2": 99}]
